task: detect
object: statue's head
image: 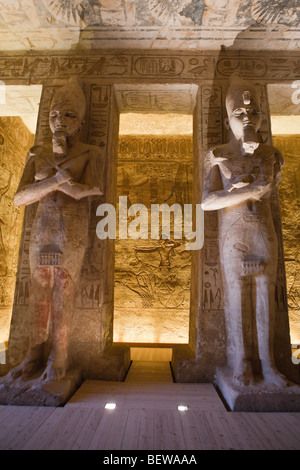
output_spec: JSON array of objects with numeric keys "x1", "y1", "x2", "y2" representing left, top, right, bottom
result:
[
  {"x1": 49, "y1": 76, "x2": 86, "y2": 138},
  {"x1": 225, "y1": 74, "x2": 262, "y2": 153}
]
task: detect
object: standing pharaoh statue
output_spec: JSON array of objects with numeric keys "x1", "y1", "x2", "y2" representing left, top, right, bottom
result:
[
  {"x1": 201, "y1": 75, "x2": 290, "y2": 388},
  {"x1": 10, "y1": 76, "x2": 104, "y2": 382}
]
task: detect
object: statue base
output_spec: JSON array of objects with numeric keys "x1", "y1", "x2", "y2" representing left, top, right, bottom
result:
[
  {"x1": 0, "y1": 368, "x2": 82, "y2": 407},
  {"x1": 216, "y1": 368, "x2": 300, "y2": 412}
]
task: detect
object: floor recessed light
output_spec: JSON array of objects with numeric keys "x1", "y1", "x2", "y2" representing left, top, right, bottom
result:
[
  {"x1": 105, "y1": 403, "x2": 116, "y2": 410},
  {"x1": 178, "y1": 405, "x2": 188, "y2": 411}
]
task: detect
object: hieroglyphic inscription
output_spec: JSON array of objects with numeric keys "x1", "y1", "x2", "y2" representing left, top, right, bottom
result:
[
  {"x1": 0, "y1": 56, "x2": 130, "y2": 83},
  {"x1": 133, "y1": 56, "x2": 185, "y2": 77},
  {"x1": 216, "y1": 57, "x2": 300, "y2": 80},
  {"x1": 35, "y1": 86, "x2": 56, "y2": 146},
  {"x1": 201, "y1": 85, "x2": 223, "y2": 149},
  {"x1": 118, "y1": 136, "x2": 193, "y2": 162},
  {"x1": 14, "y1": 204, "x2": 36, "y2": 307},
  {"x1": 216, "y1": 58, "x2": 267, "y2": 78},
  {"x1": 0, "y1": 53, "x2": 299, "y2": 85},
  {"x1": 87, "y1": 85, "x2": 110, "y2": 148},
  {"x1": 257, "y1": 84, "x2": 272, "y2": 145},
  {"x1": 116, "y1": 86, "x2": 197, "y2": 114},
  {"x1": 200, "y1": 85, "x2": 224, "y2": 310},
  {"x1": 187, "y1": 57, "x2": 215, "y2": 78},
  {"x1": 76, "y1": 84, "x2": 110, "y2": 309}
]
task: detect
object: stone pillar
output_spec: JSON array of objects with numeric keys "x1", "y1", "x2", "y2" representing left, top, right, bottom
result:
[
  {"x1": 69, "y1": 81, "x2": 130, "y2": 380},
  {"x1": 173, "y1": 82, "x2": 227, "y2": 381}
]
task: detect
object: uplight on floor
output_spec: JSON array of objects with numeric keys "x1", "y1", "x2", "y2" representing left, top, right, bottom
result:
[
  {"x1": 177, "y1": 405, "x2": 188, "y2": 411},
  {"x1": 105, "y1": 403, "x2": 116, "y2": 410}
]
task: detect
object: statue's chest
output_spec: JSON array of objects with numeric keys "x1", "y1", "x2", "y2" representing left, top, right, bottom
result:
[
  {"x1": 34, "y1": 152, "x2": 89, "y2": 181},
  {"x1": 219, "y1": 157, "x2": 262, "y2": 180}
]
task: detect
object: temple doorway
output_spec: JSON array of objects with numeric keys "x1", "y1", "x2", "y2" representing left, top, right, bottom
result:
[{"x1": 112, "y1": 84, "x2": 197, "y2": 345}]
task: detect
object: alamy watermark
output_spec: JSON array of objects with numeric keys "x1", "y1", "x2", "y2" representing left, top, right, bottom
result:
[
  {"x1": 0, "y1": 80, "x2": 5, "y2": 105},
  {"x1": 96, "y1": 196, "x2": 204, "y2": 250},
  {"x1": 0, "y1": 342, "x2": 6, "y2": 364},
  {"x1": 291, "y1": 80, "x2": 300, "y2": 105}
]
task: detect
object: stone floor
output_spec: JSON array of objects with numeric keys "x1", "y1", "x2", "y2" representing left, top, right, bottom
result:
[{"x1": 0, "y1": 360, "x2": 300, "y2": 450}]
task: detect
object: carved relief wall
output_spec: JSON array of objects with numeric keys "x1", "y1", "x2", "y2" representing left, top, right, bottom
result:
[
  {"x1": 274, "y1": 135, "x2": 300, "y2": 345},
  {"x1": 0, "y1": 117, "x2": 34, "y2": 343},
  {"x1": 113, "y1": 135, "x2": 193, "y2": 344}
]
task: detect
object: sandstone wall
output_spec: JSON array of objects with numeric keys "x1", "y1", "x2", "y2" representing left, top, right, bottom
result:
[
  {"x1": 0, "y1": 117, "x2": 33, "y2": 344},
  {"x1": 274, "y1": 135, "x2": 300, "y2": 346}
]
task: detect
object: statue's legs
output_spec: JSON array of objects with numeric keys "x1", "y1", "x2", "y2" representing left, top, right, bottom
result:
[
  {"x1": 224, "y1": 265, "x2": 290, "y2": 387},
  {"x1": 10, "y1": 266, "x2": 53, "y2": 379},
  {"x1": 255, "y1": 273, "x2": 289, "y2": 387},
  {"x1": 11, "y1": 265, "x2": 78, "y2": 381},
  {"x1": 224, "y1": 274, "x2": 256, "y2": 385},
  {"x1": 220, "y1": 212, "x2": 289, "y2": 386},
  {"x1": 15, "y1": 198, "x2": 89, "y2": 381},
  {"x1": 43, "y1": 267, "x2": 77, "y2": 381}
]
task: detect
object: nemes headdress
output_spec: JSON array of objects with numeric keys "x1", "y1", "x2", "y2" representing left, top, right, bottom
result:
[{"x1": 50, "y1": 76, "x2": 86, "y2": 124}]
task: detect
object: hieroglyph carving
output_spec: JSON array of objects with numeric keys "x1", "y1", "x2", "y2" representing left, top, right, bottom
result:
[{"x1": 0, "y1": 53, "x2": 299, "y2": 85}]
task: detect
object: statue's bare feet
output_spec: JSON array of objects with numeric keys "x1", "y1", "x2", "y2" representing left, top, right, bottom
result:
[
  {"x1": 42, "y1": 351, "x2": 67, "y2": 381},
  {"x1": 233, "y1": 359, "x2": 255, "y2": 387},
  {"x1": 261, "y1": 364, "x2": 291, "y2": 388},
  {"x1": 9, "y1": 345, "x2": 44, "y2": 380}
]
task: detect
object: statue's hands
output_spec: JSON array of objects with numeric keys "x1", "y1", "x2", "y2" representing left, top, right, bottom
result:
[
  {"x1": 35, "y1": 167, "x2": 54, "y2": 182},
  {"x1": 228, "y1": 174, "x2": 256, "y2": 192},
  {"x1": 250, "y1": 176, "x2": 273, "y2": 200},
  {"x1": 55, "y1": 168, "x2": 73, "y2": 185},
  {"x1": 228, "y1": 174, "x2": 273, "y2": 200}
]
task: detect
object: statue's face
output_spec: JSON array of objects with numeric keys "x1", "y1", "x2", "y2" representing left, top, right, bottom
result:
[
  {"x1": 49, "y1": 100, "x2": 81, "y2": 137},
  {"x1": 227, "y1": 90, "x2": 262, "y2": 141}
]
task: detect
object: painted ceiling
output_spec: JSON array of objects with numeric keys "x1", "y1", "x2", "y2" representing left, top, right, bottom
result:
[{"x1": 0, "y1": 0, "x2": 299, "y2": 52}]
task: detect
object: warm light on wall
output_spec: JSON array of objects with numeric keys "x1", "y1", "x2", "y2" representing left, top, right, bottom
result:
[
  {"x1": 113, "y1": 132, "x2": 193, "y2": 345},
  {"x1": 272, "y1": 135, "x2": 300, "y2": 347},
  {"x1": 0, "y1": 116, "x2": 35, "y2": 345},
  {"x1": 270, "y1": 116, "x2": 300, "y2": 135},
  {"x1": 119, "y1": 113, "x2": 193, "y2": 136}
]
